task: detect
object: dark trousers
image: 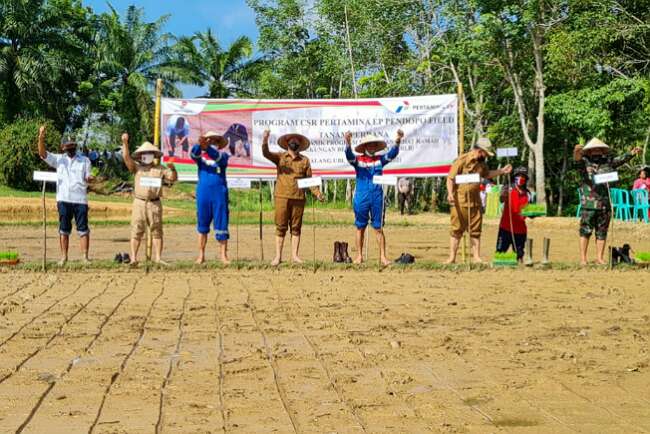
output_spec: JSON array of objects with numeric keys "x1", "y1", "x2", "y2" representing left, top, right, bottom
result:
[{"x1": 496, "y1": 228, "x2": 526, "y2": 260}]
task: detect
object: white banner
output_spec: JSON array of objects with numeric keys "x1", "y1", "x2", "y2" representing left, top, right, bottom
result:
[{"x1": 161, "y1": 95, "x2": 458, "y2": 179}]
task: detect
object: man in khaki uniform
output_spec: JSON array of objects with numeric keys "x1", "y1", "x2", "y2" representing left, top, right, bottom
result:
[
  {"x1": 445, "y1": 138, "x2": 511, "y2": 263},
  {"x1": 122, "y1": 133, "x2": 177, "y2": 265},
  {"x1": 262, "y1": 129, "x2": 324, "y2": 266}
]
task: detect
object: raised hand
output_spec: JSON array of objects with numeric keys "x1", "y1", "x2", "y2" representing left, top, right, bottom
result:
[
  {"x1": 396, "y1": 129, "x2": 404, "y2": 142},
  {"x1": 344, "y1": 131, "x2": 352, "y2": 146},
  {"x1": 631, "y1": 147, "x2": 642, "y2": 156},
  {"x1": 263, "y1": 129, "x2": 271, "y2": 144},
  {"x1": 121, "y1": 132, "x2": 129, "y2": 146},
  {"x1": 38, "y1": 125, "x2": 47, "y2": 139}
]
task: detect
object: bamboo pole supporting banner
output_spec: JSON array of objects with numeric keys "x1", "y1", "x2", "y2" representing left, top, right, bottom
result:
[
  {"x1": 146, "y1": 78, "x2": 163, "y2": 272},
  {"x1": 458, "y1": 82, "x2": 468, "y2": 263},
  {"x1": 259, "y1": 179, "x2": 264, "y2": 261}
]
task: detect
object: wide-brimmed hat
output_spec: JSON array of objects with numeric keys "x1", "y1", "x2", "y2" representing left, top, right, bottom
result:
[
  {"x1": 278, "y1": 133, "x2": 310, "y2": 152},
  {"x1": 474, "y1": 137, "x2": 495, "y2": 157},
  {"x1": 583, "y1": 138, "x2": 609, "y2": 151},
  {"x1": 201, "y1": 131, "x2": 228, "y2": 149},
  {"x1": 354, "y1": 134, "x2": 387, "y2": 154},
  {"x1": 133, "y1": 141, "x2": 163, "y2": 157}
]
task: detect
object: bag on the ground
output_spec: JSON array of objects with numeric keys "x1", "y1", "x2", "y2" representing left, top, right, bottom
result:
[
  {"x1": 395, "y1": 253, "x2": 415, "y2": 264},
  {"x1": 611, "y1": 244, "x2": 634, "y2": 265}
]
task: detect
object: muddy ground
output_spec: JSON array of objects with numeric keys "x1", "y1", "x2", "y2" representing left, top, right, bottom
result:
[{"x1": 0, "y1": 269, "x2": 648, "y2": 433}]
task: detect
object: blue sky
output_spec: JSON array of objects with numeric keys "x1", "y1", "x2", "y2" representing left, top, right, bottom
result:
[{"x1": 84, "y1": 0, "x2": 260, "y2": 97}]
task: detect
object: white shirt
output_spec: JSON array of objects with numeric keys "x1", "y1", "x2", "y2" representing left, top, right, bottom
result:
[{"x1": 43, "y1": 152, "x2": 91, "y2": 204}]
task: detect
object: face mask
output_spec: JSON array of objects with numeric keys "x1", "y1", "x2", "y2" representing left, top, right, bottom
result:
[
  {"x1": 141, "y1": 154, "x2": 154, "y2": 165},
  {"x1": 515, "y1": 176, "x2": 526, "y2": 187},
  {"x1": 477, "y1": 155, "x2": 486, "y2": 162},
  {"x1": 288, "y1": 141, "x2": 300, "y2": 152},
  {"x1": 65, "y1": 148, "x2": 76, "y2": 157},
  {"x1": 591, "y1": 155, "x2": 607, "y2": 164}
]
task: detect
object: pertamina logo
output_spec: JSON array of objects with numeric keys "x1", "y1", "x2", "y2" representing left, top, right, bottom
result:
[{"x1": 395, "y1": 100, "x2": 410, "y2": 113}]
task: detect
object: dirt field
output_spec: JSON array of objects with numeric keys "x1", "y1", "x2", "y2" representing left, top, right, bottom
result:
[
  {"x1": 2, "y1": 211, "x2": 650, "y2": 433},
  {"x1": 3, "y1": 211, "x2": 650, "y2": 265},
  {"x1": 0, "y1": 269, "x2": 649, "y2": 434}
]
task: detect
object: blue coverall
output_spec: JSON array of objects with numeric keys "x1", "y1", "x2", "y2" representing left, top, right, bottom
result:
[
  {"x1": 191, "y1": 144, "x2": 230, "y2": 241},
  {"x1": 345, "y1": 146, "x2": 400, "y2": 229}
]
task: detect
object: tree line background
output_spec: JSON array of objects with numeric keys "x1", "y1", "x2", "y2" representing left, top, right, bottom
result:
[{"x1": 1, "y1": 0, "x2": 649, "y2": 215}]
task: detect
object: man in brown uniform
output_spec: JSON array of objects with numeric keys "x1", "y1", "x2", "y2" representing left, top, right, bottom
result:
[
  {"x1": 445, "y1": 137, "x2": 511, "y2": 263},
  {"x1": 262, "y1": 129, "x2": 324, "y2": 266},
  {"x1": 122, "y1": 133, "x2": 177, "y2": 265}
]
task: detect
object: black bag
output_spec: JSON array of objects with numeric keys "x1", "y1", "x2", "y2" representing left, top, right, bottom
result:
[
  {"x1": 395, "y1": 253, "x2": 415, "y2": 264},
  {"x1": 611, "y1": 244, "x2": 634, "y2": 265}
]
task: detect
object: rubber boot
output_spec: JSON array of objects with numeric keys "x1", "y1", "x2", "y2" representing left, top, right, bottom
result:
[
  {"x1": 341, "y1": 242, "x2": 352, "y2": 263},
  {"x1": 333, "y1": 241, "x2": 342, "y2": 263}
]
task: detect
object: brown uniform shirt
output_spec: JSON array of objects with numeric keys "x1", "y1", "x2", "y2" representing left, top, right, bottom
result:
[
  {"x1": 131, "y1": 164, "x2": 175, "y2": 201},
  {"x1": 262, "y1": 142, "x2": 321, "y2": 200},
  {"x1": 448, "y1": 152, "x2": 489, "y2": 207}
]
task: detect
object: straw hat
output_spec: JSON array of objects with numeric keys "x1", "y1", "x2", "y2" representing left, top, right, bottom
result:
[
  {"x1": 582, "y1": 138, "x2": 609, "y2": 151},
  {"x1": 475, "y1": 137, "x2": 495, "y2": 156},
  {"x1": 278, "y1": 133, "x2": 310, "y2": 152},
  {"x1": 133, "y1": 141, "x2": 163, "y2": 157},
  {"x1": 354, "y1": 134, "x2": 387, "y2": 154},
  {"x1": 201, "y1": 131, "x2": 228, "y2": 149}
]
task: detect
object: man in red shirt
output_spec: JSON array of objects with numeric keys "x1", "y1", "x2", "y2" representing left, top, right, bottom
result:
[{"x1": 496, "y1": 167, "x2": 531, "y2": 261}]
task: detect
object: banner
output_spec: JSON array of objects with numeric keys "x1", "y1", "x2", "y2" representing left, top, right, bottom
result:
[{"x1": 161, "y1": 95, "x2": 457, "y2": 179}]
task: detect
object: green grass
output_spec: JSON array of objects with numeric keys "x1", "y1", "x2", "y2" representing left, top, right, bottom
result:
[
  {"x1": 11, "y1": 259, "x2": 647, "y2": 273},
  {"x1": 493, "y1": 252, "x2": 517, "y2": 261}
]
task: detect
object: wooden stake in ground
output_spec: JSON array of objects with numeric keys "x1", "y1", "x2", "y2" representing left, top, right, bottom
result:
[
  {"x1": 259, "y1": 179, "x2": 264, "y2": 261},
  {"x1": 41, "y1": 180, "x2": 46, "y2": 272},
  {"x1": 457, "y1": 82, "x2": 467, "y2": 265},
  {"x1": 542, "y1": 237, "x2": 551, "y2": 264}
]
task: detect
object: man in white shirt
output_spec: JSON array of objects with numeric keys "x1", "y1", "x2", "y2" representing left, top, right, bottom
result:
[{"x1": 37, "y1": 125, "x2": 93, "y2": 265}]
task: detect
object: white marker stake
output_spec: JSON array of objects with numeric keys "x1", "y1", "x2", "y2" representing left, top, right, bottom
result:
[
  {"x1": 227, "y1": 178, "x2": 252, "y2": 189},
  {"x1": 594, "y1": 172, "x2": 619, "y2": 184},
  {"x1": 454, "y1": 174, "x2": 480, "y2": 269},
  {"x1": 227, "y1": 179, "x2": 251, "y2": 261},
  {"x1": 372, "y1": 175, "x2": 398, "y2": 186},
  {"x1": 33, "y1": 172, "x2": 57, "y2": 272},
  {"x1": 593, "y1": 172, "x2": 619, "y2": 267},
  {"x1": 139, "y1": 176, "x2": 162, "y2": 188},
  {"x1": 497, "y1": 150, "x2": 518, "y2": 259},
  {"x1": 496, "y1": 147, "x2": 518, "y2": 158},
  {"x1": 298, "y1": 177, "x2": 322, "y2": 269}
]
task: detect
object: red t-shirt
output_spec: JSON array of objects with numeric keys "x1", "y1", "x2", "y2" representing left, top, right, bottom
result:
[{"x1": 500, "y1": 187, "x2": 529, "y2": 234}]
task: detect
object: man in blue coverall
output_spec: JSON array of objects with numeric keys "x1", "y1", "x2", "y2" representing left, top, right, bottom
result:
[
  {"x1": 344, "y1": 129, "x2": 404, "y2": 266},
  {"x1": 191, "y1": 131, "x2": 231, "y2": 265}
]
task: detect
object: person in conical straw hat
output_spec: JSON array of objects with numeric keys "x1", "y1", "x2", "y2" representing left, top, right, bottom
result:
[
  {"x1": 191, "y1": 130, "x2": 232, "y2": 265},
  {"x1": 574, "y1": 137, "x2": 641, "y2": 265},
  {"x1": 344, "y1": 129, "x2": 403, "y2": 266},
  {"x1": 262, "y1": 130, "x2": 325, "y2": 266},
  {"x1": 445, "y1": 137, "x2": 512, "y2": 264},
  {"x1": 121, "y1": 134, "x2": 177, "y2": 266}
]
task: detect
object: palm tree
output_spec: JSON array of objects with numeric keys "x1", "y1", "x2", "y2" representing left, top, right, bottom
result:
[
  {"x1": 95, "y1": 5, "x2": 182, "y2": 146},
  {"x1": 171, "y1": 29, "x2": 260, "y2": 98},
  {"x1": 0, "y1": 0, "x2": 95, "y2": 126}
]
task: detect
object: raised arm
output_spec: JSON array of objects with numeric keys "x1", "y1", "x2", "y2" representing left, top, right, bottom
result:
[
  {"x1": 37, "y1": 125, "x2": 47, "y2": 160},
  {"x1": 121, "y1": 133, "x2": 137, "y2": 173},
  {"x1": 344, "y1": 131, "x2": 357, "y2": 166},
  {"x1": 262, "y1": 129, "x2": 280, "y2": 164},
  {"x1": 381, "y1": 129, "x2": 403, "y2": 166},
  {"x1": 612, "y1": 147, "x2": 641, "y2": 168},
  {"x1": 486, "y1": 165, "x2": 511, "y2": 180}
]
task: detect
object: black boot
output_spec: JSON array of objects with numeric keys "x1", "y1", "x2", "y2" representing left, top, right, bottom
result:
[
  {"x1": 341, "y1": 242, "x2": 352, "y2": 263},
  {"x1": 333, "y1": 241, "x2": 342, "y2": 262}
]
